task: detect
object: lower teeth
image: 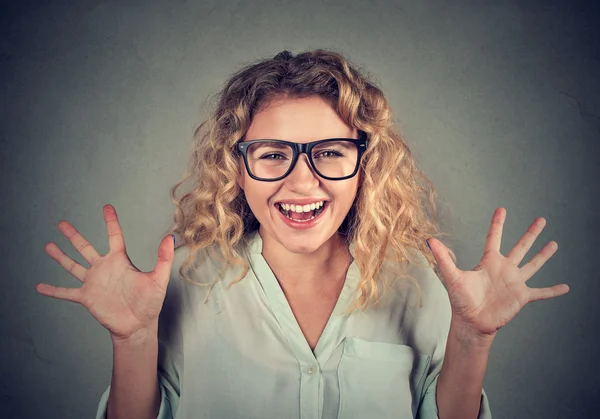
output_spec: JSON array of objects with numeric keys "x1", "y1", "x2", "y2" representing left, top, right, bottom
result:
[{"x1": 289, "y1": 216, "x2": 314, "y2": 222}]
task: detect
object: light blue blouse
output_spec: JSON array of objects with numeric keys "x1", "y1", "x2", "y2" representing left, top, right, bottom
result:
[{"x1": 95, "y1": 230, "x2": 491, "y2": 418}]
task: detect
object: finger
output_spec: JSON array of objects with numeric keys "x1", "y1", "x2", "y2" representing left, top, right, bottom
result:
[
  {"x1": 103, "y1": 204, "x2": 126, "y2": 254},
  {"x1": 428, "y1": 238, "x2": 460, "y2": 288},
  {"x1": 35, "y1": 283, "x2": 82, "y2": 303},
  {"x1": 528, "y1": 283, "x2": 570, "y2": 302},
  {"x1": 151, "y1": 235, "x2": 175, "y2": 289},
  {"x1": 520, "y1": 241, "x2": 558, "y2": 282},
  {"x1": 45, "y1": 242, "x2": 87, "y2": 282},
  {"x1": 483, "y1": 208, "x2": 506, "y2": 254},
  {"x1": 507, "y1": 217, "x2": 547, "y2": 266},
  {"x1": 57, "y1": 220, "x2": 102, "y2": 266}
]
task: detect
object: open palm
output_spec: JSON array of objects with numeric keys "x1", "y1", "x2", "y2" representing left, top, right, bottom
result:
[
  {"x1": 427, "y1": 207, "x2": 569, "y2": 337},
  {"x1": 37, "y1": 204, "x2": 176, "y2": 341}
]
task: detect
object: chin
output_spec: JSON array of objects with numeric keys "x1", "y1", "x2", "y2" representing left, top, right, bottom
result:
[
  {"x1": 282, "y1": 241, "x2": 323, "y2": 254},
  {"x1": 279, "y1": 228, "x2": 340, "y2": 252}
]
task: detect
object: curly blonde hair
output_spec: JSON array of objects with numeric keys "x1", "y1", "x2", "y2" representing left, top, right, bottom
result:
[{"x1": 161, "y1": 48, "x2": 457, "y2": 314}]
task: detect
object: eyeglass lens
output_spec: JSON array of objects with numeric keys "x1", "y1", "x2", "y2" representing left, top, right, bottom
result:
[{"x1": 246, "y1": 140, "x2": 358, "y2": 180}]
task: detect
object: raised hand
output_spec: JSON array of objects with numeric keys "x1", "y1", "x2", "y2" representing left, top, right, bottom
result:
[
  {"x1": 427, "y1": 207, "x2": 569, "y2": 339},
  {"x1": 37, "y1": 204, "x2": 176, "y2": 342}
]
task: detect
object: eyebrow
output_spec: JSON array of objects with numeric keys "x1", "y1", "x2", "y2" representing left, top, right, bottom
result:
[
  {"x1": 247, "y1": 142, "x2": 290, "y2": 150},
  {"x1": 246, "y1": 136, "x2": 358, "y2": 143}
]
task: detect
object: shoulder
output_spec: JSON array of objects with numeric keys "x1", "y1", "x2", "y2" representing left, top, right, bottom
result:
[
  {"x1": 171, "y1": 244, "x2": 228, "y2": 283},
  {"x1": 379, "y1": 248, "x2": 448, "y2": 305},
  {"x1": 406, "y1": 248, "x2": 450, "y2": 309},
  {"x1": 162, "y1": 241, "x2": 252, "y2": 316},
  {"x1": 382, "y1": 248, "x2": 452, "y2": 348},
  {"x1": 160, "y1": 245, "x2": 223, "y2": 320}
]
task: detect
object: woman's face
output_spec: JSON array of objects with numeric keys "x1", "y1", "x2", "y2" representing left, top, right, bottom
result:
[{"x1": 237, "y1": 95, "x2": 362, "y2": 255}]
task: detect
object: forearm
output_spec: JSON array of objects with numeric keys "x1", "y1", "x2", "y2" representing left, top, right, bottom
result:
[
  {"x1": 436, "y1": 318, "x2": 494, "y2": 419},
  {"x1": 107, "y1": 322, "x2": 161, "y2": 419}
]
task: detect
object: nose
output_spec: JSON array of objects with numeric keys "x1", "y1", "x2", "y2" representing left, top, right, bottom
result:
[{"x1": 286, "y1": 153, "x2": 319, "y2": 184}]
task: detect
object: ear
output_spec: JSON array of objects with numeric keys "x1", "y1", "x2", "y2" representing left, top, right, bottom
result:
[
  {"x1": 237, "y1": 159, "x2": 245, "y2": 191},
  {"x1": 237, "y1": 172, "x2": 244, "y2": 191}
]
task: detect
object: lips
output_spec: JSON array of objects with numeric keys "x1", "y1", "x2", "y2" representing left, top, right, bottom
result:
[{"x1": 274, "y1": 200, "x2": 330, "y2": 228}]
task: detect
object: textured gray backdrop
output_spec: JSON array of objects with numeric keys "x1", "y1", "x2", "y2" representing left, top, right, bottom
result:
[{"x1": 1, "y1": 0, "x2": 598, "y2": 418}]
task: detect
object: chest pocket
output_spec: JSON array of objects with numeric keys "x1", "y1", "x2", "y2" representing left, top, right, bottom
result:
[{"x1": 336, "y1": 337, "x2": 430, "y2": 419}]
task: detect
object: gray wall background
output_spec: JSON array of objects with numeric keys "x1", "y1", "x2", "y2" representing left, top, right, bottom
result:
[{"x1": 1, "y1": 0, "x2": 598, "y2": 418}]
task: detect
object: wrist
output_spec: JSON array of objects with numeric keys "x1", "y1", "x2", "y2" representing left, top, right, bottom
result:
[
  {"x1": 449, "y1": 318, "x2": 496, "y2": 350},
  {"x1": 111, "y1": 322, "x2": 159, "y2": 348}
]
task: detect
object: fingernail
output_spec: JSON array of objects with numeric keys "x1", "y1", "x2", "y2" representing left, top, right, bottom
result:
[
  {"x1": 426, "y1": 239, "x2": 431, "y2": 250},
  {"x1": 171, "y1": 234, "x2": 176, "y2": 246}
]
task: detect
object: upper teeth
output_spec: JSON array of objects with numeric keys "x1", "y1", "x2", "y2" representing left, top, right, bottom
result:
[{"x1": 278, "y1": 201, "x2": 325, "y2": 213}]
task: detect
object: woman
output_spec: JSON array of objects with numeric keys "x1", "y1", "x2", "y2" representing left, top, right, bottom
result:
[{"x1": 37, "y1": 49, "x2": 569, "y2": 419}]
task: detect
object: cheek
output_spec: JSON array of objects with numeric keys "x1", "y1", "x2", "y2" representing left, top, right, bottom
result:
[
  {"x1": 243, "y1": 182, "x2": 277, "y2": 213},
  {"x1": 337, "y1": 182, "x2": 360, "y2": 204}
]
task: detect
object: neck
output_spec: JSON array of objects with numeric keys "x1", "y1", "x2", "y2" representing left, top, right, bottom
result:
[{"x1": 259, "y1": 227, "x2": 353, "y2": 295}]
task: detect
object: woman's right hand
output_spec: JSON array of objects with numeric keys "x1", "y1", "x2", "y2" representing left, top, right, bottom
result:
[{"x1": 37, "y1": 204, "x2": 176, "y2": 343}]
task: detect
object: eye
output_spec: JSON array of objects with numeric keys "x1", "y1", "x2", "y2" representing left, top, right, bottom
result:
[
  {"x1": 315, "y1": 150, "x2": 344, "y2": 159},
  {"x1": 260, "y1": 153, "x2": 286, "y2": 160}
]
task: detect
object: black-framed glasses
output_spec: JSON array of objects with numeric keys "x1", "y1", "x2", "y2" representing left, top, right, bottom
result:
[{"x1": 236, "y1": 131, "x2": 368, "y2": 181}]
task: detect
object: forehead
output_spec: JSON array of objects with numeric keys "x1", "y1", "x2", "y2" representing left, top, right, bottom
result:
[{"x1": 245, "y1": 96, "x2": 357, "y2": 142}]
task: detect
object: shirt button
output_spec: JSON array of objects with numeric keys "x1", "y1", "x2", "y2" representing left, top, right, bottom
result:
[{"x1": 307, "y1": 365, "x2": 317, "y2": 375}]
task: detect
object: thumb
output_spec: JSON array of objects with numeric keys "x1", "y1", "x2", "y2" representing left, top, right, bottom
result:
[
  {"x1": 427, "y1": 238, "x2": 459, "y2": 288},
  {"x1": 152, "y1": 234, "x2": 176, "y2": 287}
]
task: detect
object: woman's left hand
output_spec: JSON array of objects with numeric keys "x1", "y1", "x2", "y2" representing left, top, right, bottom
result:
[{"x1": 427, "y1": 207, "x2": 569, "y2": 340}]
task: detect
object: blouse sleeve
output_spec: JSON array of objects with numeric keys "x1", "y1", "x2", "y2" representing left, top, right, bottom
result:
[
  {"x1": 416, "y1": 365, "x2": 492, "y2": 418},
  {"x1": 94, "y1": 256, "x2": 185, "y2": 419},
  {"x1": 410, "y1": 251, "x2": 492, "y2": 419}
]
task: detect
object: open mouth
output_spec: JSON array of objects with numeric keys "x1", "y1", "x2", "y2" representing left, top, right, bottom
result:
[{"x1": 275, "y1": 201, "x2": 328, "y2": 223}]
